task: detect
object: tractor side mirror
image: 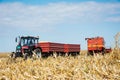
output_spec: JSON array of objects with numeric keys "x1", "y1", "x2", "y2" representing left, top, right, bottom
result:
[
  {"x1": 85, "y1": 38, "x2": 88, "y2": 40},
  {"x1": 15, "y1": 37, "x2": 17, "y2": 42}
]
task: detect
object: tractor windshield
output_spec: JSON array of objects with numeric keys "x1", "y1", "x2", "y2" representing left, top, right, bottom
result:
[{"x1": 20, "y1": 37, "x2": 38, "y2": 46}]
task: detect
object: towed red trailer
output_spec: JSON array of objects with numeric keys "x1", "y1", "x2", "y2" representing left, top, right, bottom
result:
[{"x1": 39, "y1": 42, "x2": 80, "y2": 57}]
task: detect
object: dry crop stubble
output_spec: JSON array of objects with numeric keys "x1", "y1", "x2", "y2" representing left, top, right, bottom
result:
[{"x1": 0, "y1": 50, "x2": 120, "y2": 80}]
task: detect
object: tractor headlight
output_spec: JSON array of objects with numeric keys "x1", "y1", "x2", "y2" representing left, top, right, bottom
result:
[{"x1": 16, "y1": 50, "x2": 21, "y2": 52}]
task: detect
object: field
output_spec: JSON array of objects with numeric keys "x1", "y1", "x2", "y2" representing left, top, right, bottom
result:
[{"x1": 0, "y1": 50, "x2": 120, "y2": 80}]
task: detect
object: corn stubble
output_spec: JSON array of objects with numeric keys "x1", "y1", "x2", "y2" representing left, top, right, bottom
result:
[{"x1": 0, "y1": 50, "x2": 120, "y2": 80}]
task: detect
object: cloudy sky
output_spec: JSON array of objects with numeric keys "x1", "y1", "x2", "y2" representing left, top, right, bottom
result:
[{"x1": 0, "y1": 0, "x2": 120, "y2": 52}]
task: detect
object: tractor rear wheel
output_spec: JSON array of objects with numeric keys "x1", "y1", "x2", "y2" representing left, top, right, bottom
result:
[{"x1": 34, "y1": 48, "x2": 42, "y2": 59}]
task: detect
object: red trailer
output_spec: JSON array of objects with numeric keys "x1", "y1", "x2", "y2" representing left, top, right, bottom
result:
[
  {"x1": 39, "y1": 42, "x2": 80, "y2": 56},
  {"x1": 85, "y1": 37, "x2": 111, "y2": 55},
  {"x1": 64, "y1": 44, "x2": 80, "y2": 56}
]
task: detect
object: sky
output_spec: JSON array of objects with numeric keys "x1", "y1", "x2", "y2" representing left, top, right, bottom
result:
[{"x1": 0, "y1": 0, "x2": 120, "y2": 52}]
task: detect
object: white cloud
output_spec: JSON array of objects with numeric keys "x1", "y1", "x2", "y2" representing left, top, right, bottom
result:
[
  {"x1": 106, "y1": 16, "x2": 120, "y2": 22},
  {"x1": 0, "y1": 2, "x2": 120, "y2": 31}
]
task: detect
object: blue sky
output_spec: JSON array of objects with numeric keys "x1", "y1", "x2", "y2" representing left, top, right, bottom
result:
[{"x1": 0, "y1": 0, "x2": 120, "y2": 52}]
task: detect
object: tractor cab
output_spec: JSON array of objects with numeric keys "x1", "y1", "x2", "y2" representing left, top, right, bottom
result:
[
  {"x1": 19, "y1": 36, "x2": 39, "y2": 46},
  {"x1": 12, "y1": 36, "x2": 42, "y2": 59},
  {"x1": 16, "y1": 36, "x2": 39, "y2": 54}
]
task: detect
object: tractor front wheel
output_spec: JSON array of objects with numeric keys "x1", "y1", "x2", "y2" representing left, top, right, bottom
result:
[
  {"x1": 24, "y1": 53, "x2": 29, "y2": 60},
  {"x1": 10, "y1": 52, "x2": 16, "y2": 58}
]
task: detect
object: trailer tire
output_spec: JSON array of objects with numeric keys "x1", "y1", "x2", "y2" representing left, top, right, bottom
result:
[
  {"x1": 87, "y1": 52, "x2": 93, "y2": 56},
  {"x1": 87, "y1": 52, "x2": 90, "y2": 56},
  {"x1": 102, "y1": 48, "x2": 105, "y2": 55},
  {"x1": 65, "y1": 53, "x2": 68, "y2": 57},
  {"x1": 53, "y1": 52, "x2": 57, "y2": 58},
  {"x1": 77, "y1": 52, "x2": 80, "y2": 55}
]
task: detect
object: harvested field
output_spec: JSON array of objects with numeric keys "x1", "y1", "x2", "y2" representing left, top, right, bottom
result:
[
  {"x1": 0, "y1": 53, "x2": 10, "y2": 58},
  {"x1": 0, "y1": 50, "x2": 120, "y2": 80}
]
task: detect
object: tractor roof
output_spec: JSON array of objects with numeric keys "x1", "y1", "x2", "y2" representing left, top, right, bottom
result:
[{"x1": 21, "y1": 36, "x2": 39, "y2": 39}]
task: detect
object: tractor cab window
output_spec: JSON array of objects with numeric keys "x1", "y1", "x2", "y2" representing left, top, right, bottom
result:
[
  {"x1": 20, "y1": 38, "x2": 28, "y2": 46},
  {"x1": 28, "y1": 39, "x2": 35, "y2": 45},
  {"x1": 20, "y1": 37, "x2": 38, "y2": 46},
  {"x1": 35, "y1": 39, "x2": 38, "y2": 44}
]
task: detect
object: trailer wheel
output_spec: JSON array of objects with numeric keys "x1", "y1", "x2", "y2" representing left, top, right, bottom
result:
[
  {"x1": 77, "y1": 52, "x2": 80, "y2": 55},
  {"x1": 87, "y1": 52, "x2": 93, "y2": 56},
  {"x1": 65, "y1": 53, "x2": 68, "y2": 57},
  {"x1": 53, "y1": 52, "x2": 57, "y2": 58},
  {"x1": 102, "y1": 50, "x2": 105, "y2": 55},
  {"x1": 102, "y1": 48, "x2": 105, "y2": 55},
  {"x1": 87, "y1": 52, "x2": 89, "y2": 56},
  {"x1": 34, "y1": 48, "x2": 42, "y2": 59}
]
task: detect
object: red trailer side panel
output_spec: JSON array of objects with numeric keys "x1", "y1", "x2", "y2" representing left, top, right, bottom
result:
[
  {"x1": 39, "y1": 42, "x2": 64, "y2": 53},
  {"x1": 64, "y1": 44, "x2": 80, "y2": 53}
]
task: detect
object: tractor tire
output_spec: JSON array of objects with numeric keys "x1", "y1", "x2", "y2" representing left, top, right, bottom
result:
[
  {"x1": 34, "y1": 48, "x2": 42, "y2": 59},
  {"x1": 24, "y1": 53, "x2": 29, "y2": 60},
  {"x1": 10, "y1": 52, "x2": 16, "y2": 58},
  {"x1": 10, "y1": 52, "x2": 20, "y2": 58},
  {"x1": 15, "y1": 52, "x2": 20, "y2": 58}
]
